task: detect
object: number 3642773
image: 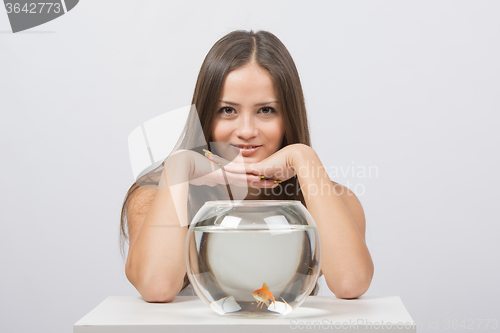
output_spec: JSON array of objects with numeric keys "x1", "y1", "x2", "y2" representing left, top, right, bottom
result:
[
  {"x1": 443, "y1": 319, "x2": 498, "y2": 330},
  {"x1": 5, "y1": 3, "x2": 62, "y2": 14}
]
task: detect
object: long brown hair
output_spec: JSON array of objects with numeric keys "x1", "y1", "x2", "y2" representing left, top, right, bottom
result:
[{"x1": 119, "y1": 29, "x2": 318, "y2": 295}]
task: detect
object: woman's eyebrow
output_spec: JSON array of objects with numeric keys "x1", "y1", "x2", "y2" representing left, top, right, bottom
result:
[{"x1": 219, "y1": 100, "x2": 279, "y2": 106}]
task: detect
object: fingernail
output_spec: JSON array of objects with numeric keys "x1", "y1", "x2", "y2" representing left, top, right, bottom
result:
[
  {"x1": 203, "y1": 149, "x2": 212, "y2": 156},
  {"x1": 274, "y1": 180, "x2": 278, "y2": 183},
  {"x1": 278, "y1": 180, "x2": 282, "y2": 183},
  {"x1": 260, "y1": 175, "x2": 265, "y2": 178},
  {"x1": 218, "y1": 163, "x2": 222, "y2": 166}
]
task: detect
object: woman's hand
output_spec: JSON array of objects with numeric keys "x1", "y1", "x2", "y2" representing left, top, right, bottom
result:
[
  {"x1": 203, "y1": 143, "x2": 314, "y2": 186},
  {"x1": 164, "y1": 149, "x2": 278, "y2": 188}
]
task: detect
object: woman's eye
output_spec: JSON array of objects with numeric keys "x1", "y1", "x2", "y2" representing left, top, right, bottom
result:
[
  {"x1": 218, "y1": 106, "x2": 276, "y2": 116},
  {"x1": 219, "y1": 107, "x2": 235, "y2": 115},
  {"x1": 259, "y1": 107, "x2": 276, "y2": 115}
]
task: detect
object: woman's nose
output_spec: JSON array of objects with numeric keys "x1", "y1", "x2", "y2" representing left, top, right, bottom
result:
[{"x1": 234, "y1": 114, "x2": 258, "y2": 139}]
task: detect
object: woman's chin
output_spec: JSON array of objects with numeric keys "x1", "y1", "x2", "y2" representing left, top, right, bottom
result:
[
  {"x1": 217, "y1": 151, "x2": 263, "y2": 164},
  {"x1": 229, "y1": 155, "x2": 259, "y2": 163},
  {"x1": 242, "y1": 156, "x2": 263, "y2": 164}
]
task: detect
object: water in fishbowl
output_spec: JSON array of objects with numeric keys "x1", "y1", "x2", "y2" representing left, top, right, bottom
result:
[{"x1": 187, "y1": 224, "x2": 320, "y2": 316}]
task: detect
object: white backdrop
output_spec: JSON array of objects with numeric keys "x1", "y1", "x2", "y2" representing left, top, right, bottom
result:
[{"x1": 1, "y1": 1, "x2": 499, "y2": 332}]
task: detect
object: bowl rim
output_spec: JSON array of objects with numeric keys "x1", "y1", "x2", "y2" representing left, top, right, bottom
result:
[{"x1": 204, "y1": 200, "x2": 302, "y2": 206}]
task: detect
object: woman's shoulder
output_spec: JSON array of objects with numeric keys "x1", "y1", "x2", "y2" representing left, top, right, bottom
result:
[
  {"x1": 131, "y1": 185, "x2": 157, "y2": 203},
  {"x1": 127, "y1": 186, "x2": 157, "y2": 220}
]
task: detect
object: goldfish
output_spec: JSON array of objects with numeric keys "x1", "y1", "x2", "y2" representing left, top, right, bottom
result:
[{"x1": 252, "y1": 282, "x2": 276, "y2": 309}]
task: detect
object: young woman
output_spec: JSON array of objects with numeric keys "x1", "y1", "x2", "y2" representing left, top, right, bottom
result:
[{"x1": 120, "y1": 30, "x2": 374, "y2": 302}]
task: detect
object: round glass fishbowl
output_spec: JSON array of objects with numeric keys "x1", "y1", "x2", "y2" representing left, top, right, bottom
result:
[{"x1": 186, "y1": 200, "x2": 321, "y2": 317}]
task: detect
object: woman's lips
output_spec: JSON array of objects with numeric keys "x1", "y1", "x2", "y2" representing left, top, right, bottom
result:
[{"x1": 231, "y1": 144, "x2": 262, "y2": 157}]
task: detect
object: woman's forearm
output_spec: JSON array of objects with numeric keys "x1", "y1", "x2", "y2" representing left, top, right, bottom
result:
[
  {"x1": 126, "y1": 156, "x2": 190, "y2": 302},
  {"x1": 293, "y1": 147, "x2": 374, "y2": 298}
]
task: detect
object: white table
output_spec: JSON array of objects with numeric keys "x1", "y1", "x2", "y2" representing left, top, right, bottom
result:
[{"x1": 74, "y1": 296, "x2": 416, "y2": 332}]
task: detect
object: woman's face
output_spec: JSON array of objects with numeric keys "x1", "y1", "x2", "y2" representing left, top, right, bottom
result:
[{"x1": 211, "y1": 63, "x2": 284, "y2": 163}]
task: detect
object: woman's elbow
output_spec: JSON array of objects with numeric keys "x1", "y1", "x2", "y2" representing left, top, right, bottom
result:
[
  {"x1": 142, "y1": 291, "x2": 176, "y2": 303},
  {"x1": 131, "y1": 273, "x2": 182, "y2": 303},
  {"x1": 140, "y1": 282, "x2": 180, "y2": 303},
  {"x1": 334, "y1": 284, "x2": 368, "y2": 299},
  {"x1": 328, "y1": 274, "x2": 373, "y2": 299}
]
